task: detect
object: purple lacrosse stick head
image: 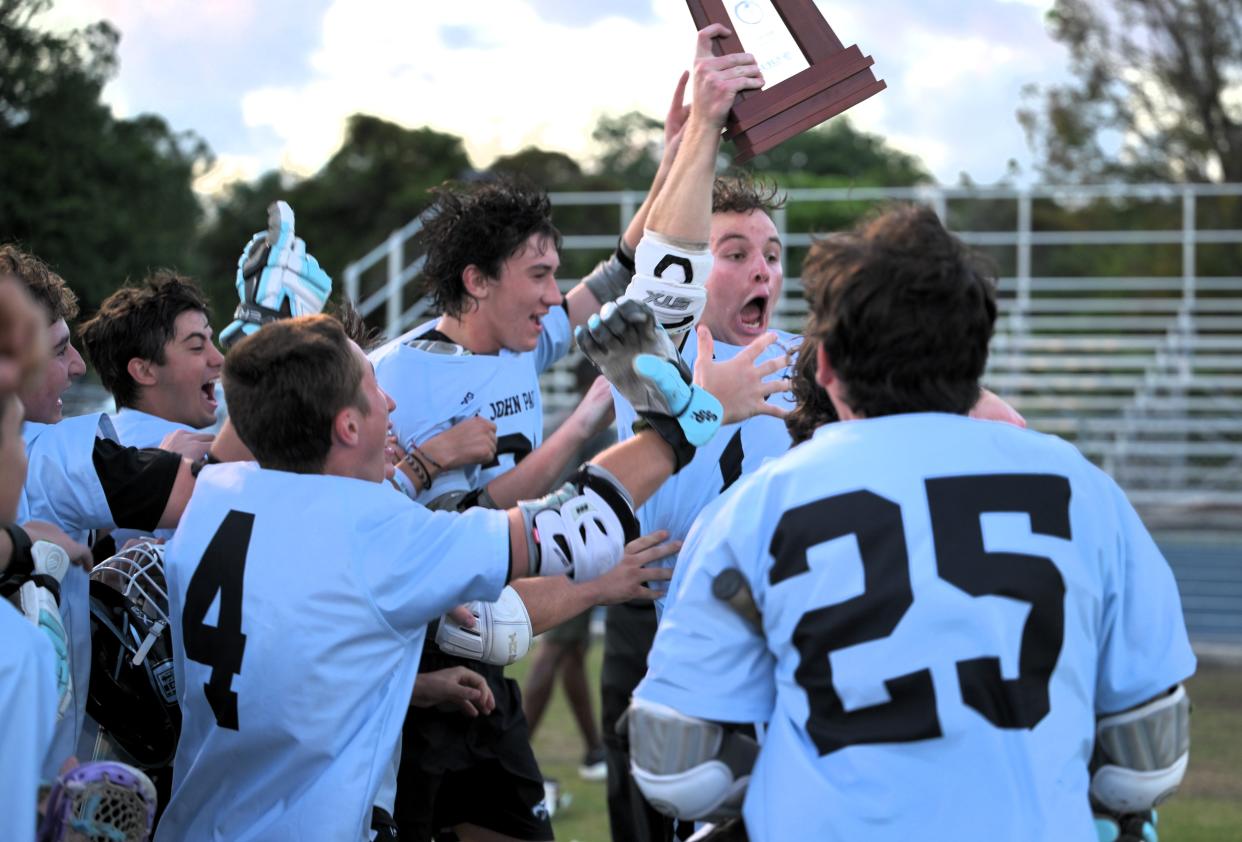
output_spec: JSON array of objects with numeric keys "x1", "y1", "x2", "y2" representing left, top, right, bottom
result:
[{"x1": 38, "y1": 760, "x2": 157, "y2": 842}]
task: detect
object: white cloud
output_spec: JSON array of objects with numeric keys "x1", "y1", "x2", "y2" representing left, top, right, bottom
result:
[
  {"x1": 240, "y1": 0, "x2": 699, "y2": 174},
  {"x1": 42, "y1": 0, "x2": 1072, "y2": 188},
  {"x1": 193, "y1": 153, "x2": 264, "y2": 195}
]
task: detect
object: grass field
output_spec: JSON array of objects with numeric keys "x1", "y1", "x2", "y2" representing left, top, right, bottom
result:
[{"x1": 512, "y1": 645, "x2": 1242, "y2": 842}]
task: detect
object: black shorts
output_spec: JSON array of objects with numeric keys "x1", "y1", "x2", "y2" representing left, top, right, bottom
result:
[
  {"x1": 397, "y1": 757, "x2": 552, "y2": 841},
  {"x1": 396, "y1": 647, "x2": 552, "y2": 841}
]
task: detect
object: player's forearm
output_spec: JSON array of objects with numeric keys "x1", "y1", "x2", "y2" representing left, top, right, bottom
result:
[
  {"x1": 622, "y1": 145, "x2": 678, "y2": 251},
  {"x1": 156, "y1": 421, "x2": 253, "y2": 530},
  {"x1": 208, "y1": 419, "x2": 253, "y2": 463},
  {"x1": 590, "y1": 428, "x2": 676, "y2": 510},
  {"x1": 484, "y1": 419, "x2": 594, "y2": 509},
  {"x1": 644, "y1": 117, "x2": 720, "y2": 247},
  {"x1": 156, "y1": 458, "x2": 196, "y2": 530},
  {"x1": 511, "y1": 576, "x2": 598, "y2": 635}
]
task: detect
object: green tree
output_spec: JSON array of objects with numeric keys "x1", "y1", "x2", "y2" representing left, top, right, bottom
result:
[
  {"x1": 590, "y1": 110, "x2": 667, "y2": 189},
  {"x1": 1019, "y1": 0, "x2": 1242, "y2": 183},
  {"x1": 0, "y1": 0, "x2": 209, "y2": 312},
  {"x1": 197, "y1": 116, "x2": 472, "y2": 327}
]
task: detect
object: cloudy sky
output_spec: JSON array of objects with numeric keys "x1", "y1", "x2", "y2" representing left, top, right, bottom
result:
[{"x1": 42, "y1": 0, "x2": 1070, "y2": 192}]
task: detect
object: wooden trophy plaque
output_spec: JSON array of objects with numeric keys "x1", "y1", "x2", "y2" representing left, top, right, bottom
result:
[{"x1": 686, "y1": 0, "x2": 886, "y2": 162}]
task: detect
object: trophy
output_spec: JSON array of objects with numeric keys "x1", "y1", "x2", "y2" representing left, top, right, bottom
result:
[{"x1": 686, "y1": 0, "x2": 886, "y2": 162}]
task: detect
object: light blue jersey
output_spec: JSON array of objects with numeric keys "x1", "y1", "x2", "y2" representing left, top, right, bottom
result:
[
  {"x1": 613, "y1": 330, "x2": 798, "y2": 613},
  {"x1": 110, "y1": 407, "x2": 195, "y2": 447},
  {"x1": 0, "y1": 601, "x2": 58, "y2": 842},
  {"x1": 638, "y1": 413, "x2": 1196, "y2": 842},
  {"x1": 371, "y1": 307, "x2": 572, "y2": 504},
  {"x1": 157, "y1": 462, "x2": 510, "y2": 842},
  {"x1": 17, "y1": 414, "x2": 118, "y2": 778}
]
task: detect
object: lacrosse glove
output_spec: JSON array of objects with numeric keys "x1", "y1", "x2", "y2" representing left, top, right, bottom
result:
[
  {"x1": 576, "y1": 299, "x2": 722, "y2": 472},
  {"x1": 220, "y1": 200, "x2": 332, "y2": 348}
]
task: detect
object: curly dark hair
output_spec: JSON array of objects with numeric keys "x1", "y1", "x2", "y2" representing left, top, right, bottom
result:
[
  {"x1": 712, "y1": 173, "x2": 786, "y2": 216},
  {"x1": 419, "y1": 177, "x2": 561, "y2": 319},
  {"x1": 78, "y1": 270, "x2": 210, "y2": 409},
  {"x1": 802, "y1": 204, "x2": 996, "y2": 418},
  {"x1": 785, "y1": 335, "x2": 838, "y2": 445},
  {"x1": 0, "y1": 244, "x2": 77, "y2": 325}
]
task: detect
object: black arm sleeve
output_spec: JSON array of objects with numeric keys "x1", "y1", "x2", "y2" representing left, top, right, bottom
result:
[{"x1": 91, "y1": 439, "x2": 182, "y2": 532}]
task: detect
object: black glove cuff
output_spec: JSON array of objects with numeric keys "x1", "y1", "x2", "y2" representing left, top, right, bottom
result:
[
  {"x1": 0, "y1": 522, "x2": 34, "y2": 598},
  {"x1": 616, "y1": 236, "x2": 636, "y2": 272},
  {"x1": 232, "y1": 302, "x2": 285, "y2": 327},
  {"x1": 582, "y1": 245, "x2": 636, "y2": 305},
  {"x1": 631, "y1": 414, "x2": 695, "y2": 474}
]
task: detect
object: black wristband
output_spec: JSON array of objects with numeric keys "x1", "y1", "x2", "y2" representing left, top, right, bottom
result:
[
  {"x1": 631, "y1": 414, "x2": 696, "y2": 474},
  {"x1": 190, "y1": 452, "x2": 222, "y2": 479},
  {"x1": 0, "y1": 522, "x2": 34, "y2": 597},
  {"x1": 615, "y1": 237, "x2": 636, "y2": 273}
]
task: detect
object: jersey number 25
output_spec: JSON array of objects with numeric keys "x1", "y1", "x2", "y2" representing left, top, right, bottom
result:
[{"x1": 771, "y1": 474, "x2": 1070, "y2": 756}]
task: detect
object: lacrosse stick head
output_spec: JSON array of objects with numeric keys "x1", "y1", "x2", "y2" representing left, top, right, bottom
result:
[
  {"x1": 38, "y1": 760, "x2": 157, "y2": 842},
  {"x1": 87, "y1": 542, "x2": 180, "y2": 767}
]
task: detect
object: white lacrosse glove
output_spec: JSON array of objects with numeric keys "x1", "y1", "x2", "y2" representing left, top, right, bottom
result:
[
  {"x1": 576, "y1": 298, "x2": 723, "y2": 472},
  {"x1": 435, "y1": 586, "x2": 533, "y2": 666},
  {"x1": 220, "y1": 201, "x2": 333, "y2": 348},
  {"x1": 619, "y1": 232, "x2": 712, "y2": 337},
  {"x1": 18, "y1": 540, "x2": 72, "y2": 719},
  {"x1": 517, "y1": 463, "x2": 639, "y2": 582}
]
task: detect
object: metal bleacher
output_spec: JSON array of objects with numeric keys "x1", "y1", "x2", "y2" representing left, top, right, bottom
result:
[{"x1": 343, "y1": 183, "x2": 1242, "y2": 516}]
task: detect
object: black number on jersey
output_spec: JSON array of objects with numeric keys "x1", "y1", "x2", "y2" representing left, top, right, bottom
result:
[
  {"x1": 719, "y1": 430, "x2": 745, "y2": 493},
  {"x1": 770, "y1": 474, "x2": 1070, "y2": 756},
  {"x1": 182, "y1": 509, "x2": 253, "y2": 730},
  {"x1": 483, "y1": 433, "x2": 533, "y2": 469}
]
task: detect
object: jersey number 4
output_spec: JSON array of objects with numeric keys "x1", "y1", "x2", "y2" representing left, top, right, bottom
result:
[
  {"x1": 770, "y1": 474, "x2": 1070, "y2": 756},
  {"x1": 182, "y1": 510, "x2": 253, "y2": 730}
]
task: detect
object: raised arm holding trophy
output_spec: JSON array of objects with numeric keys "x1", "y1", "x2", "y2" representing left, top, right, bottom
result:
[{"x1": 685, "y1": 0, "x2": 886, "y2": 161}]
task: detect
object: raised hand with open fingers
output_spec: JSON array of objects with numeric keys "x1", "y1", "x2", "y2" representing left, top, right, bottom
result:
[{"x1": 692, "y1": 326, "x2": 792, "y2": 425}]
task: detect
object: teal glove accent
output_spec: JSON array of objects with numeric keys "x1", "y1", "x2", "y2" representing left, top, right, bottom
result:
[
  {"x1": 634, "y1": 354, "x2": 721, "y2": 447},
  {"x1": 37, "y1": 604, "x2": 71, "y2": 716},
  {"x1": 1096, "y1": 810, "x2": 1158, "y2": 842}
]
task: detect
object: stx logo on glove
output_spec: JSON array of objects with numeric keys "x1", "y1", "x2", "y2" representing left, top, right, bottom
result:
[
  {"x1": 643, "y1": 291, "x2": 694, "y2": 311},
  {"x1": 692, "y1": 408, "x2": 719, "y2": 424}
]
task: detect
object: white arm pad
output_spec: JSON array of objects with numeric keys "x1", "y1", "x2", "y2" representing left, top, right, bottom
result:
[
  {"x1": 434, "y1": 586, "x2": 532, "y2": 666},
  {"x1": 627, "y1": 698, "x2": 756, "y2": 821},
  {"x1": 620, "y1": 230, "x2": 713, "y2": 337},
  {"x1": 518, "y1": 464, "x2": 639, "y2": 582},
  {"x1": 20, "y1": 541, "x2": 73, "y2": 718},
  {"x1": 1091, "y1": 684, "x2": 1191, "y2": 813}
]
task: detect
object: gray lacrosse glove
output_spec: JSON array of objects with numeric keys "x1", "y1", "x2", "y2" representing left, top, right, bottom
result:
[{"x1": 575, "y1": 299, "x2": 722, "y2": 472}]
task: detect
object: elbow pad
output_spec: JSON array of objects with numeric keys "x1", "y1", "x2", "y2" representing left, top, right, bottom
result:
[
  {"x1": 435, "y1": 586, "x2": 532, "y2": 666},
  {"x1": 627, "y1": 698, "x2": 757, "y2": 821},
  {"x1": 620, "y1": 230, "x2": 712, "y2": 337},
  {"x1": 517, "y1": 463, "x2": 639, "y2": 582},
  {"x1": 1091, "y1": 684, "x2": 1191, "y2": 814}
]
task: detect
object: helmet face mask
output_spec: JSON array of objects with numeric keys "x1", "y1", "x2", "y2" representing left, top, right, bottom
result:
[
  {"x1": 88, "y1": 542, "x2": 180, "y2": 768},
  {"x1": 91, "y1": 540, "x2": 170, "y2": 627}
]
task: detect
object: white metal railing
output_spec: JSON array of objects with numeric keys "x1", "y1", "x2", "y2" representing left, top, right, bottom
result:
[{"x1": 343, "y1": 182, "x2": 1242, "y2": 509}]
